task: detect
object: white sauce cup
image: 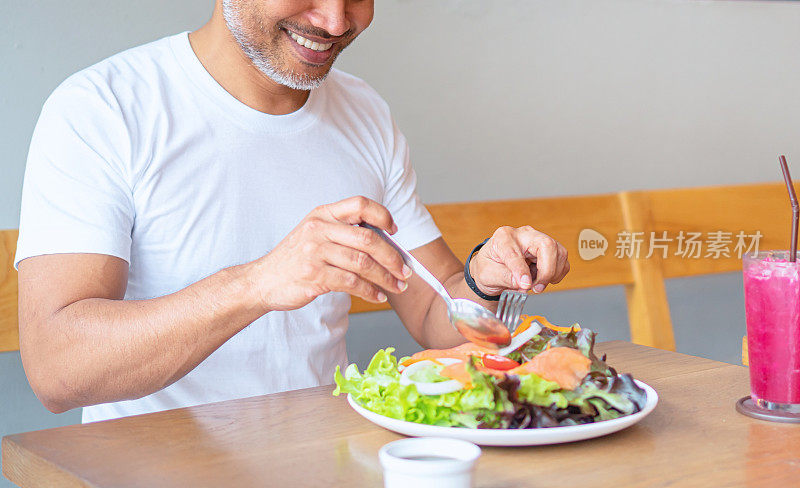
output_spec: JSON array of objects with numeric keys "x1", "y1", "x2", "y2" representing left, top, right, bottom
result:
[{"x1": 378, "y1": 437, "x2": 481, "y2": 488}]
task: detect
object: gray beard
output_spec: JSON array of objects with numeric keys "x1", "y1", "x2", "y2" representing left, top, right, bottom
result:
[{"x1": 221, "y1": 0, "x2": 327, "y2": 90}]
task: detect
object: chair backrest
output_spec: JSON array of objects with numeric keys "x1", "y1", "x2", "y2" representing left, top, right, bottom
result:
[
  {"x1": 1, "y1": 182, "x2": 792, "y2": 353},
  {"x1": 350, "y1": 193, "x2": 632, "y2": 310},
  {"x1": 0, "y1": 229, "x2": 19, "y2": 353},
  {"x1": 350, "y1": 182, "x2": 792, "y2": 352}
]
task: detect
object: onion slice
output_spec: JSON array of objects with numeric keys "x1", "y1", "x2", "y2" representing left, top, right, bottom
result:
[
  {"x1": 497, "y1": 321, "x2": 542, "y2": 356},
  {"x1": 399, "y1": 358, "x2": 464, "y2": 395}
]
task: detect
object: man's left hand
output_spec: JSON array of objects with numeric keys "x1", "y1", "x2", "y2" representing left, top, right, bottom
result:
[{"x1": 469, "y1": 226, "x2": 570, "y2": 296}]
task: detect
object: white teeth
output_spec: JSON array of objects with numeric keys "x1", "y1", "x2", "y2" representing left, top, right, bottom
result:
[{"x1": 288, "y1": 31, "x2": 332, "y2": 52}]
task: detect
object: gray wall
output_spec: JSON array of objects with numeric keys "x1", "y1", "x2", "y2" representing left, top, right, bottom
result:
[
  {"x1": 5, "y1": 0, "x2": 800, "y2": 227},
  {"x1": 1, "y1": 0, "x2": 789, "y2": 485}
]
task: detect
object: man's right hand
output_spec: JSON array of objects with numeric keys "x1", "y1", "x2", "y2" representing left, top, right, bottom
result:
[{"x1": 248, "y1": 196, "x2": 412, "y2": 311}]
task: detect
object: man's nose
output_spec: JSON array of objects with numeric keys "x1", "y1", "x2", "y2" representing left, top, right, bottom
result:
[{"x1": 307, "y1": 0, "x2": 351, "y2": 38}]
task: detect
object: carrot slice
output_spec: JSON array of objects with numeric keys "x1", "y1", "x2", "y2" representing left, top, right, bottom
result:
[
  {"x1": 513, "y1": 315, "x2": 580, "y2": 336},
  {"x1": 511, "y1": 315, "x2": 536, "y2": 337}
]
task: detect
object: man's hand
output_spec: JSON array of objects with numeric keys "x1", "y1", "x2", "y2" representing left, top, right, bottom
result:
[
  {"x1": 468, "y1": 226, "x2": 570, "y2": 296},
  {"x1": 249, "y1": 196, "x2": 412, "y2": 311}
]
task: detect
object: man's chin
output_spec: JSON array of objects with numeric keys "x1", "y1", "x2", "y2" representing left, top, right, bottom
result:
[
  {"x1": 267, "y1": 65, "x2": 330, "y2": 91},
  {"x1": 297, "y1": 64, "x2": 334, "y2": 80},
  {"x1": 251, "y1": 33, "x2": 346, "y2": 90},
  {"x1": 279, "y1": 55, "x2": 339, "y2": 88}
]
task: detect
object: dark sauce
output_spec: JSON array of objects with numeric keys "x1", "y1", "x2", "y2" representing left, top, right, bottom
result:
[{"x1": 400, "y1": 455, "x2": 457, "y2": 462}]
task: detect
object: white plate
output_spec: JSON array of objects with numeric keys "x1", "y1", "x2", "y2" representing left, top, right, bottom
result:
[{"x1": 347, "y1": 380, "x2": 658, "y2": 446}]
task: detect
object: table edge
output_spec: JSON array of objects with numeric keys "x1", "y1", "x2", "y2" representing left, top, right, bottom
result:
[
  {"x1": 2, "y1": 436, "x2": 93, "y2": 488},
  {"x1": 2, "y1": 341, "x2": 741, "y2": 440}
]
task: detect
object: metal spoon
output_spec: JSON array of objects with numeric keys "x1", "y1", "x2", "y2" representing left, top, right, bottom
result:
[{"x1": 359, "y1": 223, "x2": 511, "y2": 349}]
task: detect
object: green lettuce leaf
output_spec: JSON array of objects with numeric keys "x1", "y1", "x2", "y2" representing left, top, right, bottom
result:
[
  {"x1": 407, "y1": 363, "x2": 449, "y2": 383},
  {"x1": 517, "y1": 374, "x2": 569, "y2": 409},
  {"x1": 564, "y1": 372, "x2": 646, "y2": 419},
  {"x1": 333, "y1": 349, "x2": 506, "y2": 427}
]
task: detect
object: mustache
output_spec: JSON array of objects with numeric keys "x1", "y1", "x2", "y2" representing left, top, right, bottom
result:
[{"x1": 277, "y1": 20, "x2": 354, "y2": 41}]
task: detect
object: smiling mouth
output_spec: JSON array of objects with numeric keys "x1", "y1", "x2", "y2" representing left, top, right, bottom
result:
[{"x1": 286, "y1": 30, "x2": 333, "y2": 52}]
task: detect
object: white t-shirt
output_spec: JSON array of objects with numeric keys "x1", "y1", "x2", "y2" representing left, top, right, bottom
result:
[{"x1": 16, "y1": 32, "x2": 441, "y2": 423}]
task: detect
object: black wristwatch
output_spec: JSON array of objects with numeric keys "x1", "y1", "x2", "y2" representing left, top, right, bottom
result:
[{"x1": 464, "y1": 238, "x2": 502, "y2": 301}]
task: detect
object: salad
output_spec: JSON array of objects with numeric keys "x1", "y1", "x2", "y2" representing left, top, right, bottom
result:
[{"x1": 333, "y1": 316, "x2": 647, "y2": 429}]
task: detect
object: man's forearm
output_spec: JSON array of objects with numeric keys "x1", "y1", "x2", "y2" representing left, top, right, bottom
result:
[
  {"x1": 22, "y1": 263, "x2": 266, "y2": 413},
  {"x1": 417, "y1": 271, "x2": 500, "y2": 348}
]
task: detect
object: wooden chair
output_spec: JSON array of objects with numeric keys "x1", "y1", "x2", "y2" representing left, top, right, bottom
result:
[
  {"x1": 1, "y1": 182, "x2": 794, "y2": 360},
  {"x1": 0, "y1": 229, "x2": 18, "y2": 353},
  {"x1": 623, "y1": 184, "x2": 795, "y2": 365},
  {"x1": 351, "y1": 182, "x2": 795, "y2": 362}
]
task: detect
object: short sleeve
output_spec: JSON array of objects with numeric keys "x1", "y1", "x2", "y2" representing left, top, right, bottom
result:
[
  {"x1": 15, "y1": 76, "x2": 135, "y2": 269},
  {"x1": 382, "y1": 119, "x2": 441, "y2": 250}
]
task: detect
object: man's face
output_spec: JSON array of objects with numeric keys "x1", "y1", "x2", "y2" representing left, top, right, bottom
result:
[{"x1": 222, "y1": 0, "x2": 374, "y2": 90}]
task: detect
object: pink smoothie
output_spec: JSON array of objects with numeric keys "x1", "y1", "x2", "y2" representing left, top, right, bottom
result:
[{"x1": 743, "y1": 253, "x2": 800, "y2": 404}]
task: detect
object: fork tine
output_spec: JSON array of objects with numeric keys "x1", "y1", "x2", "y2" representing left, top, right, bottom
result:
[
  {"x1": 497, "y1": 290, "x2": 508, "y2": 320},
  {"x1": 500, "y1": 291, "x2": 512, "y2": 327},
  {"x1": 503, "y1": 291, "x2": 517, "y2": 329},
  {"x1": 497, "y1": 291, "x2": 505, "y2": 323},
  {"x1": 519, "y1": 292, "x2": 529, "y2": 325},
  {"x1": 508, "y1": 292, "x2": 522, "y2": 331},
  {"x1": 501, "y1": 290, "x2": 516, "y2": 328},
  {"x1": 506, "y1": 291, "x2": 518, "y2": 329},
  {"x1": 506, "y1": 293, "x2": 515, "y2": 330},
  {"x1": 513, "y1": 292, "x2": 527, "y2": 331},
  {"x1": 510, "y1": 293, "x2": 522, "y2": 330}
]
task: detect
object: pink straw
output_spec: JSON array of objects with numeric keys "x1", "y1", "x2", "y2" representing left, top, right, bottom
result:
[{"x1": 779, "y1": 155, "x2": 798, "y2": 262}]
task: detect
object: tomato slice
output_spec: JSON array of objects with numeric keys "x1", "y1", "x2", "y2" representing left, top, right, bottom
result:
[{"x1": 481, "y1": 354, "x2": 520, "y2": 371}]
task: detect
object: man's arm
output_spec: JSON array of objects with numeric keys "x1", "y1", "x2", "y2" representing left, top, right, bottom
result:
[
  {"x1": 19, "y1": 197, "x2": 407, "y2": 413},
  {"x1": 389, "y1": 226, "x2": 570, "y2": 349},
  {"x1": 386, "y1": 238, "x2": 482, "y2": 348},
  {"x1": 18, "y1": 253, "x2": 267, "y2": 413}
]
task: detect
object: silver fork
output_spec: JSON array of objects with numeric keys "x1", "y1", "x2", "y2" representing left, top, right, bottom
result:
[{"x1": 497, "y1": 290, "x2": 528, "y2": 332}]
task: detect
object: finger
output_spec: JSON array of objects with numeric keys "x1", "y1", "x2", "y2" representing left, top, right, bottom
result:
[
  {"x1": 491, "y1": 231, "x2": 532, "y2": 290},
  {"x1": 320, "y1": 241, "x2": 407, "y2": 294},
  {"x1": 528, "y1": 262, "x2": 538, "y2": 284},
  {"x1": 318, "y1": 196, "x2": 397, "y2": 234},
  {"x1": 556, "y1": 259, "x2": 570, "y2": 283},
  {"x1": 318, "y1": 222, "x2": 410, "y2": 281},
  {"x1": 515, "y1": 228, "x2": 559, "y2": 292},
  {"x1": 531, "y1": 240, "x2": 558, "y2": 292},
  {"x1": 323, "y1": 266, "x2": 387, "y2": 304},
  {"x1": 504, "y1": 251, "x2": 533, "y2": 291},
  {"x1": 552, "y1": 246, "x2": 570, "y2": 284}
]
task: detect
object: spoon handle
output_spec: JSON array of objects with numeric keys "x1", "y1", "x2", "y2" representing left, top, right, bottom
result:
[{"x1": 359, "y1": 223, "x2": 453, "y2": 304}]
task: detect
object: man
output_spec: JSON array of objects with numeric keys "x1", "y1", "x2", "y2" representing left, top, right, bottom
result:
[{"x1": 16, "y1": 0, "x2": 570, "y2": 423}]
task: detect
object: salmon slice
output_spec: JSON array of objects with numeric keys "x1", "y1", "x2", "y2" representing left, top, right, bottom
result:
[
  {"x1": 439, "y1": 361, "x2": 473, "y2": 388},
  {"x1": 400, "y1": 342, "x2": 497, "y2": 367},
  {"x1": 438, "y1": 360, "x2": 509, "y2": 388},
  {"x1": 509, "y1": 347, "x2": 591, "y2": 390}
]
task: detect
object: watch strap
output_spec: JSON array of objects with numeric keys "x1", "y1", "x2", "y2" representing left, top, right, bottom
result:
[{"x1": 464, "y1": 238, "x2": 501, "y2": 301}]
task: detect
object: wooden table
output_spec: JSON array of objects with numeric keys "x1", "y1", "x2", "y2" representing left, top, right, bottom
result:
[{"x1": 3, "y1": 341, "x2": 800, "y2": 487}]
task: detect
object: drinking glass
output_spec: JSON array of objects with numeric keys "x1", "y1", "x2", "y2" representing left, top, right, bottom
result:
[{"x1": 743, "y1": 251, "x2": 800, "y2": 413}]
